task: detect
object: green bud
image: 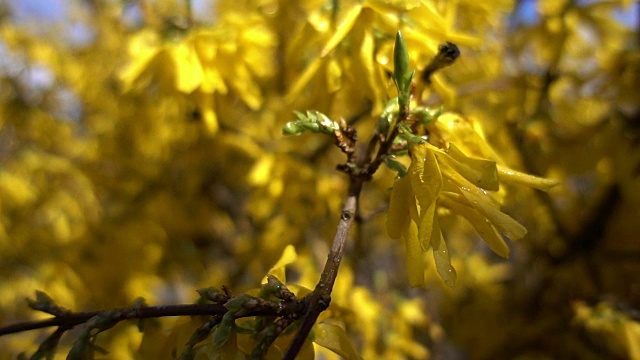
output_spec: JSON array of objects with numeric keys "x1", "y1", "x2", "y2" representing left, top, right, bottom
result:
[
  {"x1": 300, "y1": 121, "x2": 322, "y2": 133},
  {"x1": 393, "y1": 31, "x2": 413, "y2": 95},
  {"x1": 316, "y1": 112, "x2": 339, "y2": 132},
  {"x1": 282, "y1": 121, "x2": 304, "y2": 135},
  {"x1": 27, "y1": 291, "x2": 55, "y2": 312}
]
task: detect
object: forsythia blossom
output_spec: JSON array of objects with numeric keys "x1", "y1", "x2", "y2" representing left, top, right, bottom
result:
[
  {"x1": 119, "y1": 12, "x2": 276, "y2": 134},
  {"x1": 387, "y1": 112, "x2": 557, "y2": 287}
]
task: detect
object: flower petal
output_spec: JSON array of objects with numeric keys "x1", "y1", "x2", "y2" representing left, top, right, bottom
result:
[
  {"x1": 402, "y1": 220, "x2": 425, "y2": 287},
  {"x1": 386, "y1": 174, "x2": 413, "y2": 239}
]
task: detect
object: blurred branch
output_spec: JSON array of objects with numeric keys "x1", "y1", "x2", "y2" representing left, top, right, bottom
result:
[
  {"x1": 421, "y1": 42, "x2": 460, "y2": 84},
  {"x1": 0, "y1": 303, "x2": 224, "y2": 336},
  {"x1": 550, "y1": 185, "x2": 621, "y2": 265},
  {"x1": 0, "y1": 297, "x2": 307, "y2": 336}
]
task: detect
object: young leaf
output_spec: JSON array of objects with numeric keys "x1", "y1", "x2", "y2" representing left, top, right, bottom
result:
[
  {"x1": 282, "y1": 122, "x2": 305, "y2": 136},
  {"x1": 212, "y1": 312, "x2": 236, "y2": 348}
]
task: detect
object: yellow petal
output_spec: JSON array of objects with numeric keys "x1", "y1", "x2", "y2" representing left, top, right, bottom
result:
[
  {"x1": 409, "y1": 145, "x2": 442, "y2": 213},
  {"x1": 459, "y1": 185, "x2": 527, "y2": 240},
  {"x1": 497, "y1": 165, "x2": 558, "y2": 191},
  {"x1": 431, "y1": 74, "x2": 456, "y2": 106},
  {"x1": 440, "y1": 161, "x2": 501, "y2": 208},
  {"x1": 359, "y1": 27, "x2": 384, "y2": 113},
  {"x1": 326, "y1": 57, "x2": 342, "y2": 93},
  {"x1": 263, "y1": 245, "x2": 297, "y2": 284},
  {"x1": 402, "y1": 220, "x2": 425, "y2": 287},
  {"x1": 434, "y1": 113, "x2": 498, "y2": 160},
  {"x1": 229, "y1": 63, "x2": 262, "y2": 110},
  {"x1": 313, "y1": 322, "x2": 363, "y2": 360},
  {"x1": 320, "y1": 4, "x2": 363, "y2": 58},
  {"x1": 201, "y1": 66, "x2": 228, "y2": 94},
  {"x1": 443, "y1": 143, "x2": 499, "y2": 191},
  {"x1": 386, "y1": 174, "x2": 413, "y2": 239},
  {"x1": 169, "y1": 42, "x2": 204, "y2": 94},
  {"x1": 249, "y1": 154, "x2": 275, "y2": 186},
  {"x1": 440, "y1": 193, "x2": 510, "y2": 258},
  {"x1": 192, "y1": 90, "x2": 219, "y2": 134},
  {"x1": 429, "y1": 203, "x2": 442, "y2": 251},
  {"x1": 364, "y1": 0, "x2": 421, "y2": 12},
  {"x1": 432, "y1": 230, "x2": 456, "y2": 287},
  {"x1": 418, "y1": 199, "x2": 437, "y2": 251},
  {"x1": 118, "y1": 31, "x2": 161, "y2": 92},
  {"x1": 286, "y1": 57, "x2": 324, "y2": 103}
]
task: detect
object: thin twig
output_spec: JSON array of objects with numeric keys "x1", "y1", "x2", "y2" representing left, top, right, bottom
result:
[
  {"x1": 0, "y1": 301, "x2": 306, "y2": 337},
  {"x1": 283, "y1": 178, "x2": 363, "y2": 360}
]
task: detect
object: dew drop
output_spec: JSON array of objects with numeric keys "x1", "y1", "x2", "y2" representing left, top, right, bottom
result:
[{"x1": 443, "y1": 265, "x2": 457, "y2": 287}]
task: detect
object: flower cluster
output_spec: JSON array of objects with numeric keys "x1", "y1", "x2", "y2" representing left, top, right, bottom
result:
[
  {"x1": 387, "y1": 112, "x2": 557, "y2": 287},
  {"x1": 119, "y1": 12, "x2": 276, "y2": 133}
]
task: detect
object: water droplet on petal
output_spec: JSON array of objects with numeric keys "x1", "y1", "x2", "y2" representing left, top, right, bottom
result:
[{"x1": 443, "y1": 265, "x2": 457, "y2": 287}]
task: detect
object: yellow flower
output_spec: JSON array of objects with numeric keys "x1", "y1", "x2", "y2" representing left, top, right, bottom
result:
[
  {"x1": 285, "y1": 1, "x2": 481, "y2": 118},
  {"x1": 118, "y1": 12, "x2": 276, "y2": 134},
  {"x1": 386, "y1": 113, "x2": 557, "y2": 287}
]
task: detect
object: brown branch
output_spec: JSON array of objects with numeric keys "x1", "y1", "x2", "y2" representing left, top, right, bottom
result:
[
  {"x1": 0, "y1": 301, "x2": 307, "y2": 337},
  {"x1": 283, "y1": 177, "x2": 363, "y2": 360}
]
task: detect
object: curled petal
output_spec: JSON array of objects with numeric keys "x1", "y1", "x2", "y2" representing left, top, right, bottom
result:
[
  {"x1": 440, "y1": 193, "x2": 510, "y2": 258},
  {"x1": 418, "y1": 200, "x2": 437, "y2": 251},
  {"x1": 432, "y1": 229, "x2": 456, "y2": 287},
  {"x1": 409, "y1": 144, "x2": 442, "y2": 213},
  {"x1": 458, "y1": 186, "x2": 527, "y2": 240},
  {"x1": 497, "y1": 165, "x2": 558, "y2": 191},
  {"x1": 440, "y1": 143, "x2": 499, "y2": 191}
]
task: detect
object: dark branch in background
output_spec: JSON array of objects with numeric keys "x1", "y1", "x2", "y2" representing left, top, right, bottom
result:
[
  {"x1": 421, "y1": 42, "x2": 460, "y2": 84},
  {"x1": 550, "y1": 185, "x2": 620, "y2": 265},
  {"x1": 0, "y1": 303, "x2": 225, "y2": 336}
]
